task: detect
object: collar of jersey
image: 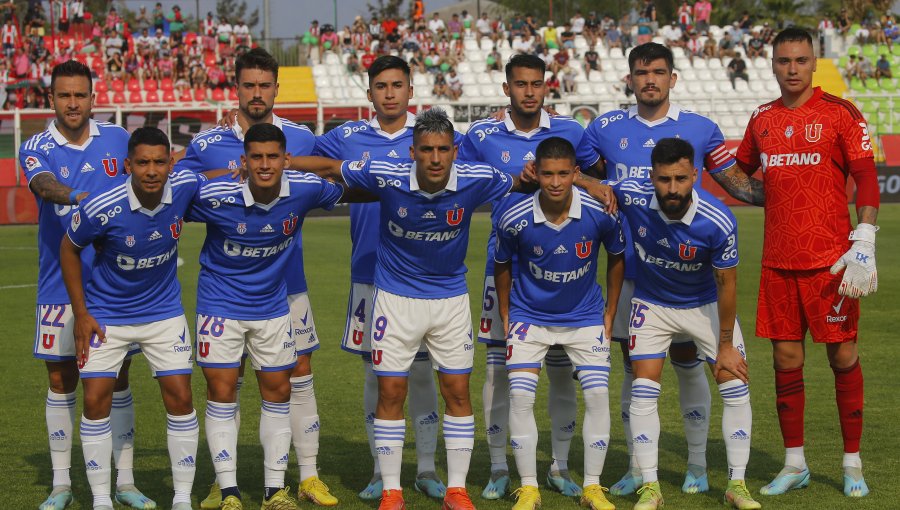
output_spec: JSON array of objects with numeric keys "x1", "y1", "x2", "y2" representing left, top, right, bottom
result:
[
  {"x1": 649, "y1": 188, "x2": 698, "y2": 225},
  {"x1": 409, "y1": 161, "x2": 458, "y2": 195},
  {"x1": 231, "y1": 113, "x2": 284, "y2": 141},
  {"x1": 503, "y1": 108, "x2": 551, "y2": 138},
  {"x1": 125, "y1": 175, "x2": 172, "y2": 216},
  {"x1": 49, "y1": 119, "x2": 100, "y2": 150},
  {"x1": 532, "y1": 187, "x2": 582, "y2": 225},
  {"x1": 241, "y1": 172, "x2": 290, "y2": 210},
  {"x1": 369, "y1": 111, "x2": 416, "y2": 140},
  {"x1": 627, "y1": 102, "x2": 681, "y2": 127}
]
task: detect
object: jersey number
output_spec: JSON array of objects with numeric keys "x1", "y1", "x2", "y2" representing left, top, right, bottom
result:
[
  {"x1": 40, "y1": 304, "x2": 67, "y2": 328},
  {"x1": 630, "y1": 303, "x2": 649, "y2": 329},
  {"x1": 198, "y1": 315, "x2": 226, "y2": 337},
  {"x1": 372, "y1": 316, "x2": 388, "y2": 341}
]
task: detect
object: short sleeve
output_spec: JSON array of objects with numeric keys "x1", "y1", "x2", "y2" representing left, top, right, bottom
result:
[
  {"x1": 736, "y1": 109, "x2": 762, "y2": 174},
  {"x1": 340, "y1": 159, "x2": 377, "y2": 192},
  {"x1": 456, "y1": 131, "x2": 480, "y2": 162},
  {"x1": 66, "y1": 206, "x2": 102, "y2": 248},
  {"x1": 173, "y1": 141, "x2": 206, "y2": 173},
  {"x1": 479, "y1": 168, "x2": 515, "y2": 205},
  {"x1": 19, "y1": 145, "x2": 52, "y2": 184},
  {"x1": 493, "y1": 214, "x2": 518, "y2": 264},
  {"x1": 314, "y1": 179, "x2": 344, "y2": 211},
  {"x1": 710, "y1": 216, "x2": 739, "y2": 269},
  {"x1": 702, "y1": 122, "x2": 736, "y2": 174},
  {"x1": 602, "y1": 214, "x2": 626, "y2": 255},
  {"x1": 312, "y1": 125, "x2": 343, "y2": 158},
  {"x1": 575, "y1": 131, "x2": 602, "y2": 170},
  {"x1": 185, "y1": 176, "x2": 218, "y2": 223}
]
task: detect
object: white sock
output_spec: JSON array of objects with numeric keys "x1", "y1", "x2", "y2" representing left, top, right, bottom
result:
[
  {"x1": 81, "y1": 415, "x2": 113, "y2": 507},
  {"x1": 620, "y1": 360, "x2": 638, "y2": 474},
  {"x1": 719, "y1": 380, "x2": 752, "y2": 480},
  {"x1": 785, "y1": 447, "x2": 806, "y2": 470},
  {"x1": 290, "y1": 375, "x2": 319, "y2": 481},
  {"x1": 409, "y1": 359, "x2": 439, "y2": 474},
  {"x1": 110, "y1": 389, "x2": 135, "y2": 488},
  {"x1": 630, "y1": 378, "x2": 661, "y2": 483},
  {"x1": 843, "y1": 452, "x2": 862, "y2": 469},
  {"x1": 579, "y1": 370, "x2": 611, "y2": 487},
  {"x1": 363, "y1": 361, "x2": 381, "y2": 478},
  {"x1": 672, "y1": 359, "x2": 711, "y2": 469},
  {"x1": 483, "y1": 347, "x2": 509, "y2": 471},
  {"x1": 167, "y1": 411, "x2": 199, "y2": 504},
  {"x1": 545, "y1": 353, "x2": 577, "y2": 473},
  {"x1": 235, "y1": 377, "x2": 243, "y2": 433},
  {"x1": 508, "y1": 372, "x2": 539, "y2": 487},
  {"x1": 444, "y1": 414, "x2": 475, "y2": 488},
  {"x1": 46, "y1": 389, "x2": 76, "y2": 487},
  {"x1": 205, "y1": 401, "x2": 238, "y2": 489},
  {"x1": 260, "y1": 400, "x2": 292, "y2": 489},
  {"x1": 374, "y1": 418, "x2": 405, "y2": 490}
]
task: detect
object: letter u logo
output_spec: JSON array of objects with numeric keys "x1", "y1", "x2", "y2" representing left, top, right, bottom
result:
[
  {"x1": 282, "y1": 217, "x2": 298, "y2": 235},
  {"x1": 575, "y1": 241, "x2": 592, "y2": 259},
  {"x1": 446, "y1": 208, "x2": 464, "y2": 226},
  {"x1": 804, "y1": 123, "x2": 822, "y2": 143},
  {"x1": 678, "y1": 243, "x2": 697, "y2": 261},
  {"x1": 198, "y1": 341, "x2": 210, "y2": 358},
  {"x1": 371, "y1": 349, "x2": 383, "y2": 365},
  {"x1": 170, "y1": 219, "x2": 183, "y2": 239}
]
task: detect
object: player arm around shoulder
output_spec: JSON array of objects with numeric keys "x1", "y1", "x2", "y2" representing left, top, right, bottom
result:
[
  {"x1": 59, "y1": 225, "x2": 104, "y2": 367},
  {"x1": 520, "y1": 161, "x2": 618, "y2": 212},
  {"x1": 713, "y1": 266, "x2": 747, "y2": 384}
]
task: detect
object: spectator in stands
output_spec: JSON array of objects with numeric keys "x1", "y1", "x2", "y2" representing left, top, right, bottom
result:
[
  {"x1": 620, "y1": 14, "x2": 634, "y2": 50},
  {"x1": 90, "y1": 20, "x2": 102, "y2": 46},
  {"x1": 509, "y1": 13, "x2": 525, "y2": 46},
  {"x1": 233, "y1": 19, "x2": 251, "y2": 48},
  {"x1": 560, "y1": 23, "x2": 576, "y2": 51},
  {"x1": 760, "y1": 21, "x2": 775, "y2": 44},
  {"x1": 475, "y1": 12, "x2": 493, "y2": 48},
  {"x1": 425, "y1": 48, "x2": 441, "y2": 72},
  {"x1": 547, "y1": 72, "x2": 561, "y2": 98},
  {"x1": 106, "y1": 7, "x2": 123, "y2": 33},
  {"x1": 583, "y1": 46, "x2": 601, "y2": 79},
  {"x1": 544, "y1": 21, "x2": 560, "y2": 49},
  {"x1": 448, "y1": 13, "x2": 463, "y2": 41},
  {"x1": 175, "y1": 65, "x2": 191, "y2": 94},
  {"x1": 606, "y1": 23, "x2": 623, "y2": 56},
  {"x1": 158, "y1": 50, "x2": 174, "y2": 79},
  {"x1": 385, "y1": 28, "x2": 402, "y2": 52},
  {"x1": 746, "y1": 31, "x2": 766, "y2": 58},
  {"x1": 873, "y1": 21, "x2": 891, "y2": 49},
  {"x1": 702, "y1": 34, "x2": 717, "y2": 60},
  {"x1": 718, "y1": 32, "x2": 737, "y2": 60},
  {"x1": 124, "y1": 52, "x2": 140, "y2": 81},
  {"x1": 571, "y1": 11, "x2": 585, "y2": 35},
  {"x1": 550, "y1": 46, "x2": 570, "y2": 75},
  {"x1": 686, "y1": 30, "x2": 703, "y2": 66},
  {"x1": 493, "y1": 15, "x2": 507, "y2": 45},
  {"x1": 368, "y1": 16, "x2": 383, "y2": 42},
  {"x1": 637, "y1": 14, "x2": 653, "y2": 44},
  {"x1": 154, "y1": 28, "x2": 170, "y2": 51},
  {"x1": 738, "y1": 11, "x2": 753, "y2": 37},
  {"x1": 884, "y1": 19, "x2": 899, "y2": 47},
  {"x1": 676, "y1": 1, "x2": 692, "y2": 31},
  {"x1": 857, "y1": 56, "x2": 874, "y2": 86},
  {"x1": 727, "y1": 51, "x2": 749, "y2": 89},
  {"x1": 600, "y1": 14, "x2": 614, "y2": 40},
  {"x1": 1, "y1": 18, "x2": 16, "y2": 58},
  {"x1": 319, "y1": 24, "x2": 339, "y2": 63},
  {"x1": 382, "y1": 16, "x2": 398, "y2": 38},
  {"x1": 844, "y1": 54, "x2": 860, "y2": 79},
  {"x1": 876, "y1": 54, "x2": 893, "y2": 81},
  {"x1": 662, "y1": 21, "x2": 684, "y2": 49},
  {"x1": 202, "y1": 12, "x2": 216, "y2": 38},
  {"x1": 207, "y1": 63, "x2": 226, "y2": 89},
  {"x1": 486, "y1": 46, "x2": 502, "y2": 72},
  {"x1": 585, "y1": 11, "x2": 600, "y2": 48},
  {"x1": 433, "y1": 71, "x2": 448, "y2": 98},
  {"x1": 818, "y1": 15, "x2": 834, "y2": 57},
  {"x1": 168, "y1": 5, "x2": 185, "y2": 44},
  {"x1": 71, "y1": 1, "x2": 85, "y2": 39},
  {"x1": 524, "y1": 15, "x2": 539, "y2": 36},
  {"x1": 642, "y1": 0, "x2": 658, "y2": 31},
  {"x1": 217, "y1": 17, "x2": 233, "y2": 47},
  {"x1": 105, "y1": 28, "x2": 124, "y2": 57},
  {"x1": 694, "y1": 0, "x2": 712, "y2": 34},
  {"x1": 533, "y1": 34, "x2": 547, "y2": 60},
  {"x1": 402, "y1": 29, "x2": 419, "y2": 52},
  {"x1": 428, "y1": 13, "x2": 446, "y2": 34},
  {"x1": 837, "y1": 8, "x2": 851, "y2": 39},
  {"x1": 855, "y1": 23, "x2": 871, "y2": 45},
  {"x1": 409, "y1": 49, "x2": 426, "y2": 74},
  {"x1": 106, "y1": 49, "x2": 124, "y2": 82},
  {"x1": 561, "y1": 65, "x2": 576, "y2": 94},
  {"x1": 153, "y1": 2, "x2": 165, "y2": 31},
  {"x1": 513, "y1": 32, "x2": 535, "y2": 54},
  {"x1": 447, "y1": 68, "x2": 463, "y2": 100}
]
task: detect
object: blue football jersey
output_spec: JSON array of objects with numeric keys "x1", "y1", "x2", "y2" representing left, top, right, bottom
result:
[
  {"x1": 494, "y1": 188, "x2": 624, "y2": 327},
  {"x1": 457, "y1": 110, "x2": 601, "y2": 277},
  {"x1": 313, "y1": 112, "x2": 463, "y2": 285},
  {"x1": 340, "y1": 158, "x2": 514, "y2": 298},
  {"x1": 581, "y1": 104, "x2": 736, "y2": 280},
  {"x1": 611, "y1": 180, "x2": 739, "y2": 308},
  {"x1": 174, "y1": 114, "x2": 317, "y2": 295},
  {"x1": 20, "y1": 120, "x2": 129, "y2": 304},
  {"x1": 66, "y1": 171, "x2": 198, "y2": 324},
  {"x1": 187, "y1": 171, "x2": 343, "y2": 320}
]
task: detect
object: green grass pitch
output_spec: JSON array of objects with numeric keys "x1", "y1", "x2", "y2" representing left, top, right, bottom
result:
[{"x1": 1, "y1": 205, "x2": 898, "y2": 509}]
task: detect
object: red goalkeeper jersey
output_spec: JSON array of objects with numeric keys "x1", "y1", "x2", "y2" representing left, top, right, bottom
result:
[{"x1": 737, "y1": 87, "x2": 875, "y2": 270}]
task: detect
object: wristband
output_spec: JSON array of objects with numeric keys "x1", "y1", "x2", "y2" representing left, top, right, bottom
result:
[{"x1": 69, "y1": 190, "x2": 84, "y2": 204}]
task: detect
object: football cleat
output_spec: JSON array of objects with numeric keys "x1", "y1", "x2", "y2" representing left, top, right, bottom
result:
[
  {"x1": 759, "y1": 466, "x2": 810, "y2": 496},
  {"x1": 260, "y1": 487, "x2": 301, "y2": 510},
  {"x1": 843, "y1": 467, "x2": 869, "y2": 497},
  {"x1": 681, "y1": 465, "x2": 709, "y2": 494},
  {"x1": 299, "y1": 476, "x2": 339, "y2": 506},
  {"x1": 201, "y1": 483, "x2": 222, "y2": 509},
  {"x1": 415, "y1": 471, "x2": 448, "y2": 498},
  {"x1": 609, "y1": 470, "x2": 643, "y2": 496},
  {"x1": 39, "y1": 486, "x2": 73, "y2": 510},
  {"x1": 481, "y1": 470, "x2": 510, "y2": 499},
  {"x1": 634, "y1": 481, "x2": 664, "y2": 510},
  {"x1": 442, "y1": 487, "x2": 476, "y2": 510},
  {"x1": 220, "y1": 495, "x2": 243, "y2": 510},
  {"x1": 579, "y1": 484, "x2": 615, "y2": 510},
  {"x1": 511, "y1": 486, "x2": 541, "y2": 510},
  {"x1": 377, "y1": 489, "x2": 405, "y2": 510},
  {"x1": 115, "y1": 484, "x2": 157, "y2": 509},
  {"x1": 547, "y1": 469, "x2": 583, "y2": 497},
  {"x1": 359, "y1": 477, "x2": 384, "y2": 501},
  {"x1": 724, "y1": 480, "x2": 761, "y2": 509}
]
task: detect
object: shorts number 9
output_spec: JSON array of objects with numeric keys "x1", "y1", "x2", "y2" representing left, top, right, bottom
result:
[{"x1": 373, "y1": 316, "x2": 388, "y2": 341}]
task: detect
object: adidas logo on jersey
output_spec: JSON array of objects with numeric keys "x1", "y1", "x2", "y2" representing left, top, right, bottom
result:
[
  {"x1": 375, "y1": 446, "x2": 394, "y2": 455},
  {"x1": 387, "y1": 150, "x2": 400, "y2": 158},
  {"x1": 260, "y1": 224, "x2": 274, "y2": 233},
  {"x1": 553, "y1": 244, "x2": 568, "y2": 254},
  {"x1": 149, "y1": 231, "x2": 162, "y2": 241},
  {"x1": 657, "y1": 238, "x2": 671, "y2": 248},
  {"x1": 422, "y1": 210, "x2": 436, "y2": 219},
  {"x1": 81, "y1": 162, "x2": 95, "y2": 173},
  {"x1": 643, "y1": 138, "x2": 656, "y2": 148},
  {"x1": 523, "y1": 151, "x2": 535, "y2": 161}
]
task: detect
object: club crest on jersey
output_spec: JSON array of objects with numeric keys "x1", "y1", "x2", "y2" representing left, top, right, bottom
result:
[
  {"x1": 227, "y1": 160, "x2": 238, "y2": 170},
  {"x1": 101, "y1": 157, "x2": 119, "y2": 177},
  {"x1": 170, "y1": 218, "x2": 183, "y2": 239},
  {"x1": 575, "y1": 241, "x2": 593, "y2": 259},
  {"x1": 533, "y1": 245, "x2": 543, "y2": 256},
  {"x1": 237, "y1": 222, "x2": 247, "y2": 234},
  {"x1": 785, "y1": 125, "x2": 794, "y2": 138},
  {"x1": 619, "y1": 138, "x2": 628, "y2": 150},
  {"x1": 804, "y1": 123, "x2": 822, "y2": 143},
  {"x1": 59, "y1": 165, "x2": 69, "y2": 178},
  {"x1": 282, "y1": 213, "x2": 298, "y2": 235},
  {"x1": 125, "y1": 235, "x2": 136, "y2": 247},
  {"x1": 678, "y1": 242, "x2": 697, "y2": 260},
  {"x1": 638, "y1": 226, "x2": 647, "y2": 237},
  {"x1": 501, "y1": 150, "x2": 511, "y2": 163},
  {"x1": 361, "y1": 151, "x2": 371, "y2": 162},
  {"x1": 398, "y1": 207, "x2": 408, "y2": 218},
  {"x1": 24, "y1": 155, "x2": 41, "y2": 171},
  {"x1": 446, "y1": 206, "x2": 464, "y2": 226}
]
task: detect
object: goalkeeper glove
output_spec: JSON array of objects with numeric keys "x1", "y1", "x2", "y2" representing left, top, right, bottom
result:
[{"x1": 829, "y1": 223, "x2": 878, "y2": 298}]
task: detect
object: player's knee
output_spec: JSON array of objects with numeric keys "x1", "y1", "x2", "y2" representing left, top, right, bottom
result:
[
  {"x1": 378, "y1": 378, "x2": 408, "y2": 406},
  {"x1": 293, "y1": 354, "x2": 313, "y2": 376},
  {"x1": 206, "y1": 378, "x2": 238, "y2": 403},
  {"x1": 46, "y1": 361, "x2": 80, "y2": 393},
  {"x1": 82, "y1": 389, "x2": 112, "y2": 420},
  {"x1": 771, "y1": 341, "x2": 804, "y2": 370},
  {"x1": 826, "y1": 342, "x2": 858, "y2": 369}
]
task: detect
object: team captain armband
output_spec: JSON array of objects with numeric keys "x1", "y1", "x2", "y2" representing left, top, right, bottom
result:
[
  {"x1": 704, "y1": 143, "x2": 736, "y2": 173},
  {"x1": 849, "y1": 158, "x2": 879, "y2": 208}
]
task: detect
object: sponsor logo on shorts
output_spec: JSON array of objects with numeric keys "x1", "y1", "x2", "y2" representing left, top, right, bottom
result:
[{"x1": 826, "y1": 315, "x2": 848, "y2": 323}]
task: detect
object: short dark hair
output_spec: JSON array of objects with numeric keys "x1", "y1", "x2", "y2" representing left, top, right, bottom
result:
[
  {"x1": 535, "y1": 137, "x2": 576, "y2": 165},
  {"x1": 244, "y1": 123, "x2": 286, "y2": 152},
  {"x1": 772, "y1": 27, "x2": 813, "y2": 50},
  {"x1": 651, "y1": 138, "x2": 695, "y2": 168},
  {"x1": 50, "y1": 60, "x2": 93, "y2": 93},
  {"x1": 128, "y1": 127, "x2": 170, "y2": 156},
  {"x1": 413, "y1": 108, "x2": 454, "y2": 143},
  {"x1": 628, "y1": 42, "x2": 674, "y2": 72},
  {"x1": 367, "y1": 55, "x2": 411, "y2": 83},
  {"x1": 235, "y1": 47, "x2": 279, "y2": 81},
  {"x1": 505, "y1": 53, "x2": 546, "y2": 80}
]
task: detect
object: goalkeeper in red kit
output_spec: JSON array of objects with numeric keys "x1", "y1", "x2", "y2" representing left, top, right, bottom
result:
[{"x1": 736, "y1": 27, "x2": 879, "y2": 498}]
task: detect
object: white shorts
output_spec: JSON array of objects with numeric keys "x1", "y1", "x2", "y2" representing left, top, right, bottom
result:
[
  {"x1": 195, "y1": 313, "x2": 296, "y2": 372},
  {"x1": 370, "y1": 289, "x2": 474, "y2": 376},
  {"x1": 80, "y1": 315, "x2": 190, "y2": 379},
  {"x1": 342, "y1": 283, "x2": 430, "y2": 363},
  {"x1": 628, "y1": 298, "x2": 747, "y2": 364},
  {"x1": 505, "y1": 323, "x2": 611, "y2": 372},
  {"x1": 34, "y1": 303, "x2": 139, "y2": 361},
  {"x1": 288, "y1": 292, "x2": 320, "y2": 356},
  {"x1": 610, "y1": 279, "x2": 636, "y2": 342},
  {"x1": 477, "y1": 276, "x2": 506, "y2": 346}
]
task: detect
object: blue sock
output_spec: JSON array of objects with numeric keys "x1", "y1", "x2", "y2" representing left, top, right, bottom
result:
[
  {"x1": 221, "y1": 486, "x2": 241, "y2": 499},
  {"x1": 264, "y1": 486, "x2": 282, "y2": 500}
]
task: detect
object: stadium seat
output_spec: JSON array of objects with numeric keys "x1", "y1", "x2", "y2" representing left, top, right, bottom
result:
[
  {"x1": 128, "y1": 90, "x2": 143, "y2": 103},
  {"x1": 111, "y1": 79, "x2": 125, "y2": 93},
  {"x1": 143, "y1": 79, "x2": 158, "y2": 92},
  {"x1": 95, "y1": 91, "x2": 110, "y2": 106},
  {"x1": 127, "y1": 79, "x2": 140, "y2": 92},
  {"x1": 145, "y1": 90, "x2": 160, "y2": 103},
  {"x1": 228, "y1": 88, "x2": 238, "y2": 101},
  {"x1": 205, "y1": 55, "x2": 218, "y2": 67},
  {"x1": 160, "y1": 78, "x2": 174, "y2": 91},
  {"x1": 194, "y1": 88, "x2": 207, "y2": 102},
  {"x1": 211, "y1": 88, "x2": 226, "y2": 101},
  {"x1": 112, "y1": 91, "x2": 126, "y2": 104},
  {"x1": 179, "y1": 90, "x2": 193, "y2": 102},
  {"x1": 162, "y1": 90, "x2": 177, "y2": 102},
  {"x1": 94, "y1": 80, "x2": 108, "y2": 93}
]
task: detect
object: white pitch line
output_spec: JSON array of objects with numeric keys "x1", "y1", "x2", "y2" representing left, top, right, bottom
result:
[
  {"x1": 0, "y1": 283, "x2": 37, "y2": 289},
  {"x1": 0, "y1": 246, "x2": 36, "y2": 250}
]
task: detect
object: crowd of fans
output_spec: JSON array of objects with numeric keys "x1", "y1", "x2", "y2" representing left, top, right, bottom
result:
[{"x1": 0, "y1": 2, "x2": 256, "y2": 109}]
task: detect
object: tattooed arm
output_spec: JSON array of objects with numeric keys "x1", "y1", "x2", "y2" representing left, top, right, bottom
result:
[
  {"x1": 29, "y1": 173, "x2": 87, "y2": 205},
  {"x1": 710, "y1": 163, "x2": 765, "y2": 206}
]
